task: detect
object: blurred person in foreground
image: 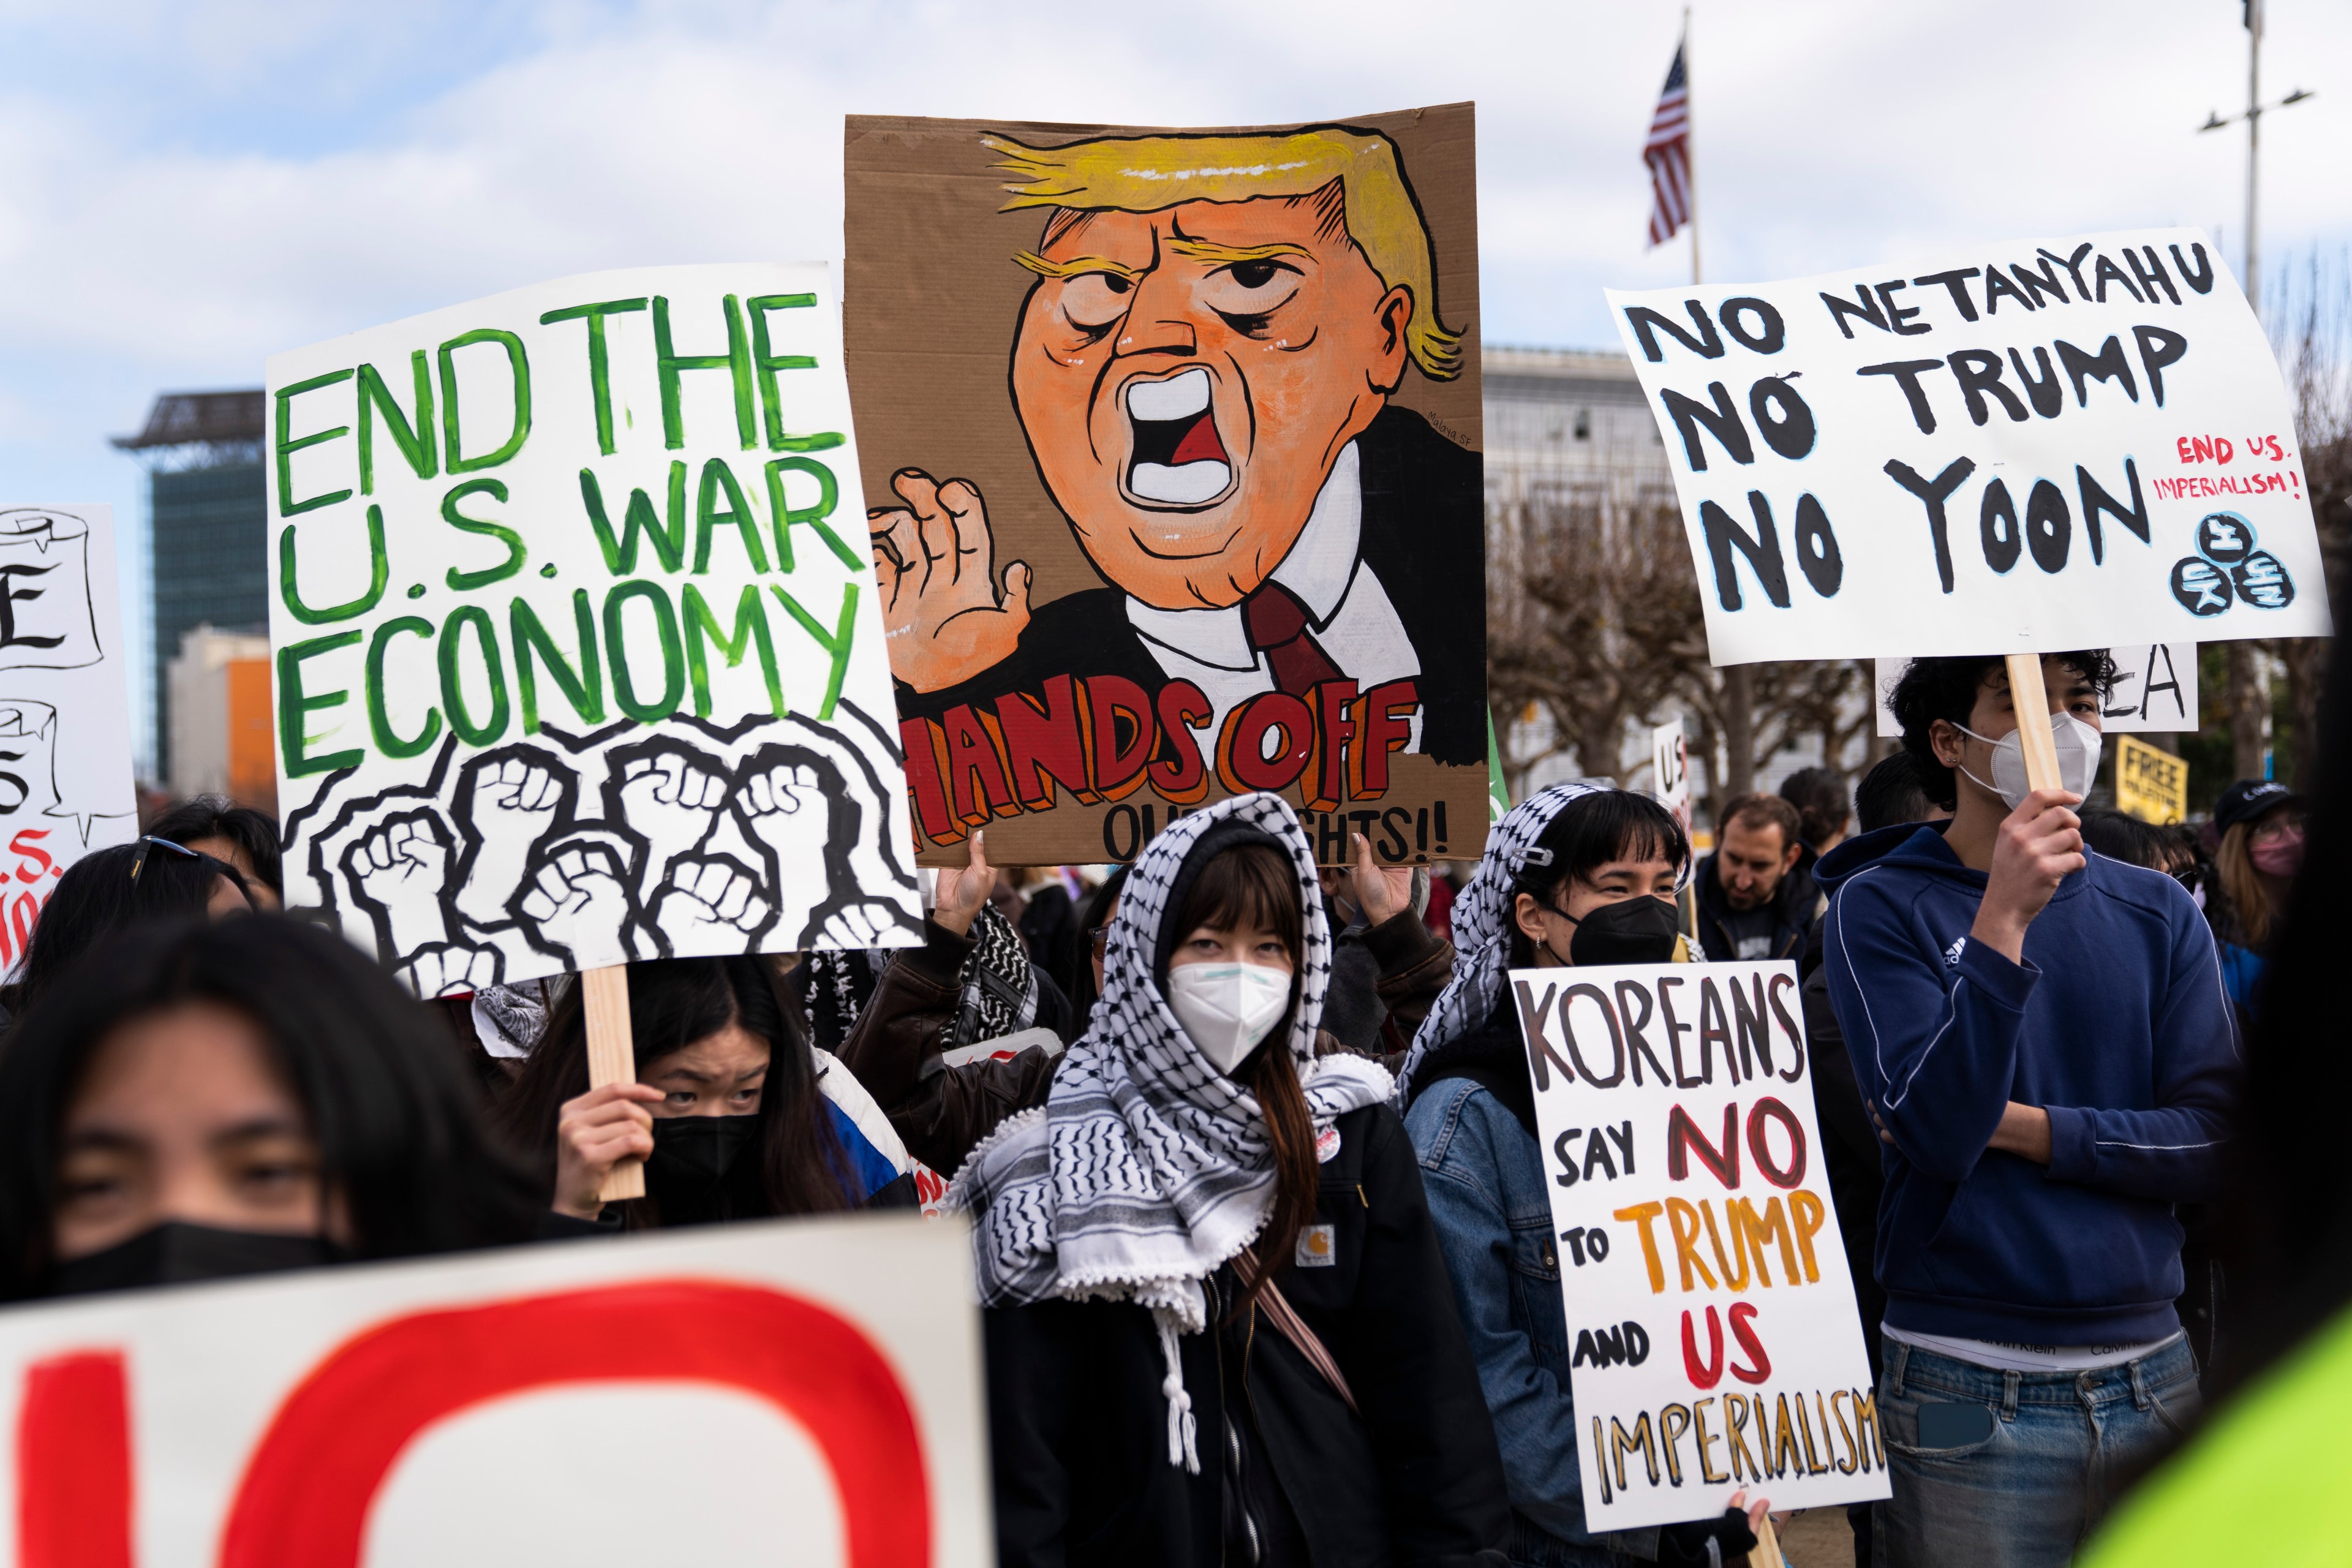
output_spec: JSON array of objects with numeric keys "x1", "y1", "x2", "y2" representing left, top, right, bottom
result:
[
  {"x1": 1819, "y1": 653, "x2": 2236, "y2": 1568},
  {"x1": 0, "y1": 917, "x2": 539, "y2": 1298},
  {"x1": 2200, "y1": 778, "x2": 2305, "y2": 1019},
  {"x1": 2077, "y1": 636, "x2": 2352, "y2": 1564}
]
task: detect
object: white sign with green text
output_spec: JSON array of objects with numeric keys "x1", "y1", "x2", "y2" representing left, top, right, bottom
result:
[{"x1": 267, "y1": 265, "x2": 921, "y2": 995}]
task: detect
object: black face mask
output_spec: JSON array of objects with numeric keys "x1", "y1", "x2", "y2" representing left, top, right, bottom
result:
[
  {"x1": 646, "y1": 1115, "x2": 765, "y2": 1226},
  {"x1": 1556, "y1": 894, "x2": 1683, "y2": 967},
  {"x1": 44, "y1": 1222, "x2": 345, "y2": 1298}
]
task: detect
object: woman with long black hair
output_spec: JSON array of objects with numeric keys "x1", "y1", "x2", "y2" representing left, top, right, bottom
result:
[
  {"x1": 497, "y1": 956, "x2": 918, "y2": 1227},
  {"x1": 1400, "y1": 783, "x2": 1771, "y2": 1568},
  {"x1": 0, "y1": 916, "x2": 540, "y2": 1298},
  {"x1": 957, "y1": 791, "x2": 1512, "y2": 1567}
]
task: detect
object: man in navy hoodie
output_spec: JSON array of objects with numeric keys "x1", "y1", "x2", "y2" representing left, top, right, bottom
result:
[{"x1": 1817, "y1": 652, "x2": 2236, "y2": 1568}]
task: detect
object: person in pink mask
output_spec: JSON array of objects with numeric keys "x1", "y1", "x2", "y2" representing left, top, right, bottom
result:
[{"x1": 2205, "y1": 779, "x2": 2306, "y2": 1019}]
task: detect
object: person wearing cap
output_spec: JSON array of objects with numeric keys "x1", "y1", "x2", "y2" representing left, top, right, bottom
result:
[{"x1": 2203, "y1": 780, "x2": 2307, "y2": 1019}]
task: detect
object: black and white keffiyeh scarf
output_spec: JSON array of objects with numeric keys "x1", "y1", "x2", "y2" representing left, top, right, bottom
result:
[
  {"x1": 948, "y1": 903, "x2": 1039, "y2": 1052},
  {"x1": 1393, "y1": 780, "x2": 1607, "y2": 1101},
  {"x1": 950, "y1": 793, "x2": 1390, "y2": 1467}
]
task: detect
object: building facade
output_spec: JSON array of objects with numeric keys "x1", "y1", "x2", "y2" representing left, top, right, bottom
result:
[{"x1": 112, "y1": 391, "x2": 266, "y2": 784}]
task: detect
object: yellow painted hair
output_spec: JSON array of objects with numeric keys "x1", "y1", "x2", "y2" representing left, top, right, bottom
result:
[{"x1": 984, "y1": 127, "x2": 1464, "y2": 382}]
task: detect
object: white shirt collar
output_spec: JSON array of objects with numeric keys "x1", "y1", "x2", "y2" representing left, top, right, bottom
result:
[{"x1": 1125, "y1": 443, "x2": 1363, "y2": 671}]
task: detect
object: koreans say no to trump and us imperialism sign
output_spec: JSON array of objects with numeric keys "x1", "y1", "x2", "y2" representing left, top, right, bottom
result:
[
  {"x1": 1515, "y1": 960, "x2": 1888, "y2": 1529},
  {"x1": 1610, "y1": 228, "x2": 2331, "y2": 665}
]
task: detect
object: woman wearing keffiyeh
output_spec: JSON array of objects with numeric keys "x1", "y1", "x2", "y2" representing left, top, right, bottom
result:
[{"x1": 953, "y1": 791, "x2": 1514, "y2": 1568}]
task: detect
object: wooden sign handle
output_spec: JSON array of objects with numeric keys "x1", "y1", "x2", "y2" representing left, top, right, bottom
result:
[
  {"x1": 579, "y1": 965, "x2": 645, "y2": 1202},
  {"x1": 1752, "y1": 1512, "x2": 1785, "y2": 1568},
  {"x1": 2003, "y1": 652, "x2": 2065, "y2": 795}
]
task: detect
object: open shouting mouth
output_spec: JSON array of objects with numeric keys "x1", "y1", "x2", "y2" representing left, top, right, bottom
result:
[{"x1": 1123, "y1": 367, "x2": 1234, "y2": 508}]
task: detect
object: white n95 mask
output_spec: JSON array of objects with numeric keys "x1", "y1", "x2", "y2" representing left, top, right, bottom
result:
[
  {"x1": 1166, "y1": 963, "x2": 1292, "y2": 1076},
  {"x1": 1954, "y1": 711, "x2": 2102, "y2": 810}
]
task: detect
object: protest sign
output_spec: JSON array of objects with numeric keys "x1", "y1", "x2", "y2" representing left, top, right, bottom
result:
[
  {"x1": 0, "y1": 506, "x2": 138, "y2": 967},
  {"x1": 1513, "y1": 959, "x2": 1887, "y2": 1528},
  {"x1": 844, "y1": 105, "x2": 1490, "y2": 867},
  {"x1": 1873, "y1": 643, "x2": 2198, "y2": 736},
  {"x1": 1610, "y1": 230, "x2": 2331, "y2": 669},
  {"x1": 2114, "y1": 736, "x2": 2188, "y2": 825},
  {"x1": 0, "y1": 1215, "x2": 987, "y2": 1567},
  {"x1": 266, "y1": 266, "x2": 922, "y2": 997},
  {"x1": 1651, "y1": 718, "x2": 1692, "y2": 836}
]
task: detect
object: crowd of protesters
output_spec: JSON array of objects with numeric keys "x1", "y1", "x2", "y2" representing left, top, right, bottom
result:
[{"x1": 0, "y1": 642, "x2": 2339, "y2": 1565}]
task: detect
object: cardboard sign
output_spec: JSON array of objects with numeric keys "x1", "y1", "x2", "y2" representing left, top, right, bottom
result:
[
  {"x1": 1513, "y1": 960, "x2": 1888, "y2": 1528},
  {"x1": 0, "y1": 505, "x2": 138, "y2": 968},
  {"x1": 265, "y1": 266, "x2": 923, "y2": 995},
  {"x1": 1873, "y1": 643, "x2": 2198, "y2": 736},
  {"x1": 0, "y1": 1216, "x2": 986, "y2": 1566},
  {"x1": 1651, "y1": 718, "x2": 1692, "y2": 836},
  {"x1": 2115, "y1": 736, "x2": 2187, "y2": 825},
  {"x1": 1610, "y1": 230, "x2": 2332, "y2": 666},
  {"x1": 844, "y1": 105, "x2": 1490, "y2": 867}
]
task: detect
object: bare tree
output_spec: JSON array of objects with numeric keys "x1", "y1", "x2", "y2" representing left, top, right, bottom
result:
[{"x1": 1488, "y1": 488, "x2": 1875, "y2": 823}]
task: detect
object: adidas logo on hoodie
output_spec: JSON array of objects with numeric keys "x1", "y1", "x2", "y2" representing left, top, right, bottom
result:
[{"x1": 1944, "y1": 937, "x2": 1967, "y2": 967}]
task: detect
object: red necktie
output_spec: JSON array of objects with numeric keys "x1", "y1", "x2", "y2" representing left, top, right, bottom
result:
[{"x1": 1242, "y1": 582, "x2": 1343, "y2": 697}]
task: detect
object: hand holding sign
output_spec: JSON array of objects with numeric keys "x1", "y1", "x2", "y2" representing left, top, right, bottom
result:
[{"x1": 1973, "y1": 786, "x2": 2086, "y2": 963}]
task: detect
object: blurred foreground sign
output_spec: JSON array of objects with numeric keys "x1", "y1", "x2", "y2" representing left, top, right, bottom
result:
[
  {"x1": 1516, "y1": 960, "x2": 1889, "y2": 1529},
  {"x1": 1611, "y1": 230, "x2": 2331, "y2": 665},
  {"x1": 265, "y1": 266, "x2": 923, "y2": 995},
  {"x1": 0, "y1": 1216, "x2": 986, "y2": 1567}
]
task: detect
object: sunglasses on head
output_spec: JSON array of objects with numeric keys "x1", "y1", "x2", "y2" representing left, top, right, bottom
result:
[{"x1": 129, "y1": 836, "x2": 203, "y2": 883}]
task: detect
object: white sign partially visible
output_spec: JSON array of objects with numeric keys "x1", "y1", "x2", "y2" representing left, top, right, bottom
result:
[
  {"x1": 1872, "y1": 643, "x2": 2198, "y2": 736},
  {"x1": 1516, "y1": 960, "x2": 1888, "y2": 1529},
  {"x1": 0, "y1": 1215, "x2": 988, "y2": 1567},
  {"x1": 0, "y1": 505, "x2": 138, "y2": 965},
  {"x1": 1610, "y1": 230, "x2": 2332, "y2": 666}
]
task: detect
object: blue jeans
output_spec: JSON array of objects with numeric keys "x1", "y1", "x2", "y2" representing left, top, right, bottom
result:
[{"x1": 1874, "y1": 1333, "x2": 2199, "y2": 1568}]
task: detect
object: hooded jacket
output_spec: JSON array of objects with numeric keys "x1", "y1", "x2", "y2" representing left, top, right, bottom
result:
[{"x1": 1817, "y1": 821, "x2": 2240, "y2": 1345}]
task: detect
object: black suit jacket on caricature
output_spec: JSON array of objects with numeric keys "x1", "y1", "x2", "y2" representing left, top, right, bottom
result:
[{"x1": 897, "y1": 404, "x2": 1487, "y2": 766}]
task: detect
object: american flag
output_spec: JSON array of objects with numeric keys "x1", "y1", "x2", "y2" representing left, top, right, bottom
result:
[{"x1": 1644, "y1": 42, "x2": 1691, "y2": 247}]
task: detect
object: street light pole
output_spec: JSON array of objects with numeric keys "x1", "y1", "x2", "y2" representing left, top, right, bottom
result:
[{"x1": 2245, "y1": 0, "x2": 2261, "y2": 318}]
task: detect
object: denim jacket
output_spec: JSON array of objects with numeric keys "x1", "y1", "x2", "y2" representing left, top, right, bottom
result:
[{"x1": 1406, "y1": 1076, "x2": 1659, "y2": 1568}]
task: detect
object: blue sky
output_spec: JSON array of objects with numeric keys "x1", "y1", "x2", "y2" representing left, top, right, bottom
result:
[{"x1": 2, "y1": 0, "x2": 2345, "y2": 767}]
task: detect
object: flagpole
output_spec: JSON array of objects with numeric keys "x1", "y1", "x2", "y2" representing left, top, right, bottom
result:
[{"x1": 1684, "y1": 6, "x2": 1699, "y2": 286}]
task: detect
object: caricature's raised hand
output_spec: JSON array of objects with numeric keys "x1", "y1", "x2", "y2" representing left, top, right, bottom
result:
[
  {"x1": 456, "y1": 753, "x2": 566, "y2": 927},
  {"x1": 616, "y1": 745, "x2": 727, "y2": 896},
  {"x1": 652, "y1": 854, "x2": 774, "y2": 954},
  {"x1": 869, "y1": 469, "x2": 1031, "y2": 692},
  {"x1": 346, "y1": 811, "x2": 453, "y2": 957},
  {"x1": 398, "y1": 940, "x2": 500, "y2": 999},
  {"x1": 518, "y1": 840, "x2": 636, "y2": 965}
]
